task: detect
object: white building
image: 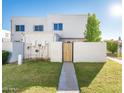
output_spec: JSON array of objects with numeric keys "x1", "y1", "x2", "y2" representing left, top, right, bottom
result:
[
  {"x1": 10, "y1": 14, "x2": 89, "y2": 60},
  {"x1": 4, "y1": 14, "x2": 106, "y2": 63},
  {"x1": 11, "y1": 14, "x2": 88, "y2": 43},
  {"x1": 2, "y1": 30, "x2": 11, "y2": 42}
]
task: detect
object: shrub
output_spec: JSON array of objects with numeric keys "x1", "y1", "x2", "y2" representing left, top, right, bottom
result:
[
  {"x1": 117, "y1": 53, "x2": 122, "y2": 57},
  {"x1": 106, "y1": 40, "x2": 118, "y2": 54},
  {"x1": 2, "y1": 50, "x2": 10, "y2": 65}
]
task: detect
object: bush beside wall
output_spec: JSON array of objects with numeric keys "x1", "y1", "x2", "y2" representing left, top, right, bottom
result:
[
  {"x1": 2, "y1": 50, "x2": 10, "y2": 65},
  {"x1": 106, "y1": 40, "x2": 118, "y2": 54}
]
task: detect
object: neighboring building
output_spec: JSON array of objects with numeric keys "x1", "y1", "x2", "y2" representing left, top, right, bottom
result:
[
  {"x1": 2, "y1": 30, "x2": 11, "y2": 42},
  {"x1": 11, "y1": 14, "x2": 88, "y2": 43}
]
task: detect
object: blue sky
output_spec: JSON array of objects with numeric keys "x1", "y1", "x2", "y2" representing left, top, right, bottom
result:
[{"x1": 2, "y1": 0, "x2": 122, "y2": 40}]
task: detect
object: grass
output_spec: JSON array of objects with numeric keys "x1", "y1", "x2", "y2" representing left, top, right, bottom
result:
[
  {"x1": 74, "y1": 60, "x2": 122, "y2": 93},
  {"x1": 107, "y1": 52, "x2": 122, "y2": 60},
  {"x1": 2, "y1": 60, "x2": 62, "y2": 93}
]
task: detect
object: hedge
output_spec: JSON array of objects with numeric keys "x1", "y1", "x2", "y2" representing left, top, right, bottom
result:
[{"x1": 2, "y1": 50, "x2": 10, "y2": 65}]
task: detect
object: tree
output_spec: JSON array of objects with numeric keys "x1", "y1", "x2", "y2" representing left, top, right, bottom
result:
[
  {"x1": 84, "y1": 13, "x2": 101, "y2": 42},
  {"x1": 106, "y1": 40, "x2": 118, "y2": 54}
]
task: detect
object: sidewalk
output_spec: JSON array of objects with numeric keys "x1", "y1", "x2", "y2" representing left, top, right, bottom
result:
[
  {"x1": 57, "y1": 62, "x2": 79, "y2": 93},
  {"x1": 107, "y1": 57, "x2": 122, "y2": 64}
]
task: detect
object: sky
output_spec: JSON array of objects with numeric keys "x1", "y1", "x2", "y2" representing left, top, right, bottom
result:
[{"x1": 2, "y1": 0, "x2": 122, "y2": 40}]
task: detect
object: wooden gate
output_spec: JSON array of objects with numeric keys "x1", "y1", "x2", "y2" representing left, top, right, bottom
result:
[{"x1": 63, "y1": 42, "x2": 73, "y2": 62}]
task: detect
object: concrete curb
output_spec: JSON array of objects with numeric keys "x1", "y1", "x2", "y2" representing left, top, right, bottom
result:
[{"x1": 107, "y1": 57, "x2": 122, "y2": 64}]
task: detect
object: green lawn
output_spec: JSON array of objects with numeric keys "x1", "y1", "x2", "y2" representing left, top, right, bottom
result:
[
  {"x1": 2, "y1": 60, "x2": 62, "y2": 93},
  {"x1": 74, "y1": 60, "x2": 122, "y2": 93},
  {"x1": 107, "y1": 52, "x2": 122, "y2": 60}
]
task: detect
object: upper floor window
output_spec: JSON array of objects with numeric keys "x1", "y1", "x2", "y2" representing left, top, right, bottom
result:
[
  {"x1": 16, "y1": 25, "x2": 25, "y2": 31},
  {"x1": 34, "y1": 25, "x2": 44, "y2": 31},
  {"x1": 54, "y1": 23, "x2": 63, "y2": 31}
]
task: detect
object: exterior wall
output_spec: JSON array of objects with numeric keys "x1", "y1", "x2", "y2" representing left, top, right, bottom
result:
[
  {"x1": 11, "y1": 17, "x2": 48, "y2": 42},
  {"x1": 24, "y1": 41, "x2": 49, "y2": 59},
  {"x1": 2, "y1": 42, "x2": 24, "y2": 63},
  {"x1": 2, "y1": 42, "x2": 106, "y2": 63},
  {"x1": 73, "y1": 42, "x2": 106, "y2": 62},
  {"x1": 11, "y1": 15, "x2": 88, "y2": 42},
  {"x1": 2, "y1": 42, "x2": 13, "y2": 52},
  {"x1": 49, "y1": 42, "x2": 62, "y2": 62},
  {"x1": 10, "y1": 42, "x2": 24, "y2": 63},
  {"x1": 2, "y1": 30, "x2": 11, "y2": 42},
  {"x1": 24, "y1": 33, "x2": 55, "y2": 59},
  {"x1": 25, "y1": 32, "x2": 55, "y2": 43},
  {"x1": 60, "y1": 38, "x2": 84, "y2": 42},
  {"x1": 49, "y1": 42, "x2": 106, "y2": 62},
  {"x1": 47, "y1": 15, "x2": 87, "y2": 38}
]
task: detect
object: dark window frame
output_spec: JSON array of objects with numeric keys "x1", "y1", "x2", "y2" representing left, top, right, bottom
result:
[
  {"x1": 16, "y1": 25, "x2": 25, "y2": 32},
  {"x1": 34, "y1": 25, "x2": 44, "y2": 31},
  {"x1": 54, "y1": 23, "x2": 63, "y2": 31}
]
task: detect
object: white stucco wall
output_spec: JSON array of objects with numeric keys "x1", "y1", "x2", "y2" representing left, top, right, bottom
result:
[
  {"x1": 73, "y1": 42, "x2": 106, "y2": 62},
  {"x1": 2, "y1": 42, "x2": 24, "y2": 63},
  {"x1": 11, "y1": 15, "x2": 88, "y2": 42},
  {"x1": 11, "y1": 17, "x2": 48, "y2": 42},
  {"x1": 47, "y1": 15, "x2": 87, "y2": 38},
  {"x1": 49, "y1": 42, "x2": 62, "y2": 62},
  {"x1": 3, "y1": 42, "x2": 106, "y2": 63},
  {"x1": 2, "y1": 30, "x2": 11, "y2": 42},
  {"x1": 25, "y1": 32, "x2": 55, "y2": 43},
  {"x1": 2, "y1": 42, "x2": 13, "y2": 52},
  {"x1": 24, "y1": 42, "x2": 49, "y2": 59},
  {"x1": 10, "y1": 42, "x2": 24, "y2": 63}
]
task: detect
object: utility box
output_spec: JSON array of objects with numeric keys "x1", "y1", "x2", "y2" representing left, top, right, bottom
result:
[{"x1": 18, "y1": 54, "x2": 22, "y2": 65}]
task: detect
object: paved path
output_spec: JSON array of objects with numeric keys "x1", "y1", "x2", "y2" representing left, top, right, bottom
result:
[
  {"x1": 57, "y1": 62, "x2": 79, "y2": 93},
  {"x1": 107, "y1": 57, "x2": 122, "y2": 64}
]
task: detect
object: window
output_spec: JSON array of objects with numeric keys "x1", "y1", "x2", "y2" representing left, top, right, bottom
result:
[
  {"x1": 34, "y1": 25, "x2": 44, "y2": 31},
  {"x1": 54, "y1": 24, "x2": 58, "y2": 30},
  {"x1": 5, "y1": 33, "x2": 9, "y2": 37},
  {"x1": 16, "y1": 25, "x2": 25, "y2": 31},
  {"x1": 54, "y1": 23, "x2": 63, "y2": 31}
]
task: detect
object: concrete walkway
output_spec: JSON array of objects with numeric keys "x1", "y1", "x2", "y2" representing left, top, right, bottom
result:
[
  {"x1": 107, "y1": 57, "x2": 122, "y2": 64},
  {"x1": 57, "y1": 62, "x2": 79, "y2": 93}
]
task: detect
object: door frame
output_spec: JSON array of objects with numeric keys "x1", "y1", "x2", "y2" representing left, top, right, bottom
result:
[{"x1": 62, "y1": 41, "x2": 73, "y2": 62}]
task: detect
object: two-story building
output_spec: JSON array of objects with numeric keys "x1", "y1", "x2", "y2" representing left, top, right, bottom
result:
[
  {"x1": 11, "y1": 14, "x2": 88, "y2": 44},
  {"x1": 10, "y1": 14, "x2": 89, "y2": 60},
  {"x1": 5, "y1": 14, "x2": 106, "y2": 62}
]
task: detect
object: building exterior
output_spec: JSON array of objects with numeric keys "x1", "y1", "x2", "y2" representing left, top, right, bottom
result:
[
  {"x1": 10, "y1": 14, "x2": 88, "y2": 60},
  {"x1": 2, "y1": 30, "x2": 11, "y2": 42},
  {"x1": 11, "y1": 14, "x2": 88, "y2": 43},
  {"x1": 3, "y1": 15, "x2": 106, "y2": 62},
  {"x1": 2, "y1": 14, "x2": 106, "y2": 63}
]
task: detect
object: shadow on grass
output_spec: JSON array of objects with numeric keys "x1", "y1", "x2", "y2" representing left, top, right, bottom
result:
[{"x1": 74, "y1": 62, "x2": 105, "y2": 87}]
